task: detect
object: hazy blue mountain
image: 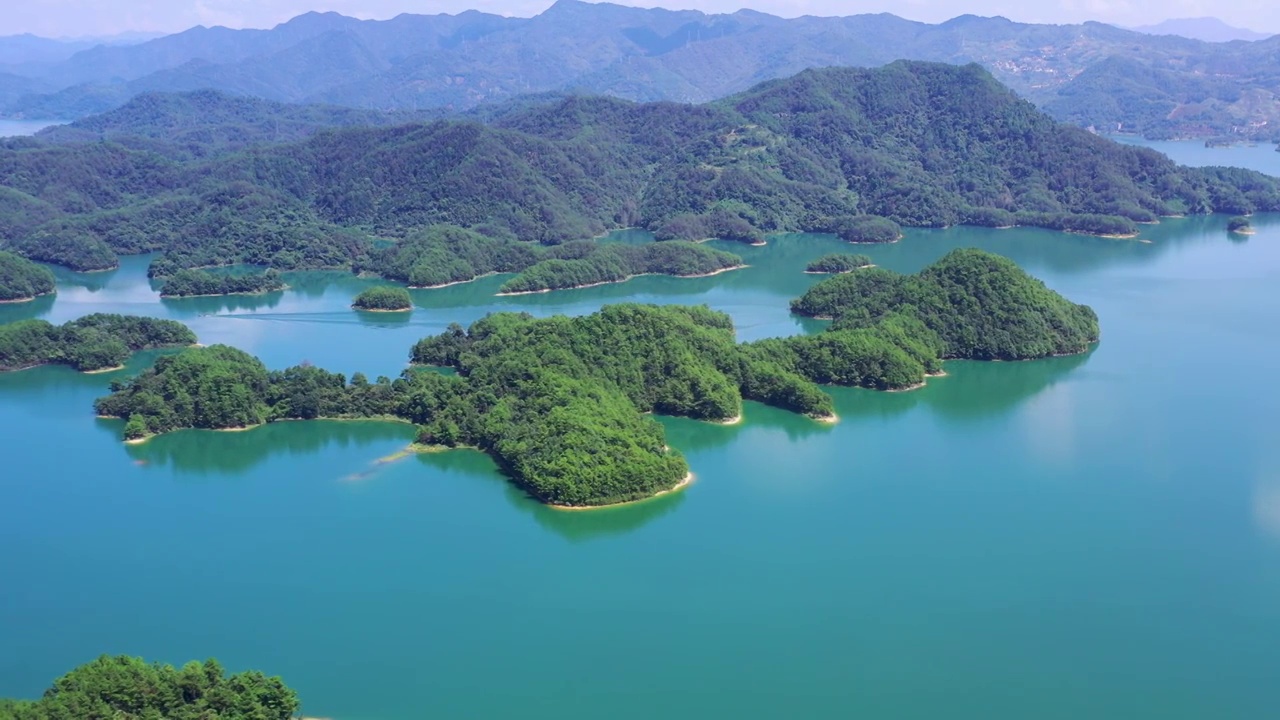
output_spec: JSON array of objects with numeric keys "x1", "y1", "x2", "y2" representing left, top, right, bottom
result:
[
  {"x1": 4, "y1": 1, "x2": 1280, "y2": 139},
  {"x1": 1129, "y1": 18, "x2": 1271, "y2": 43}
]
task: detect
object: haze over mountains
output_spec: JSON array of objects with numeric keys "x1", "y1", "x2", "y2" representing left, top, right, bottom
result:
[
  {"x1": 2, "y1": 1, "x2": 1280, "y2": 140},
  {"x1": 1129, "y1": 18, "x2": 1271, "y2": 43}
]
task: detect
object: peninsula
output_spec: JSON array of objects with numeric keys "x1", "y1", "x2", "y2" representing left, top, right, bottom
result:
[{"x1": 0, "y1": 251, "x2": 55, "y2": 303}]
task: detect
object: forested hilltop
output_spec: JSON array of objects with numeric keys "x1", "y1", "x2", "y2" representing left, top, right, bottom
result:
[
  {"x1": 0, "y1": 656, "x2": 298, "y2": 720},
  {"x1": 96, "y1": 250, "x2": 1095, "y2": 507},
  {"x1": 2, "y1": 62, "x2": 1277, "y2": 282},
  {"x1": 5, "y1": 3, "x2": 1280, "y2": 140}
]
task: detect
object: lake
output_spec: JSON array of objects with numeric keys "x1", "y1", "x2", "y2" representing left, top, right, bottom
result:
[{"x1": 2, "y1": 144, "x2": 1279, "y2": 719}]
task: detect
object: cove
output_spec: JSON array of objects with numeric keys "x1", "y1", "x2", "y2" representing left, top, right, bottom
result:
[{"x1": 3, "y1": 190, "x2": 1280, "y2": 716}]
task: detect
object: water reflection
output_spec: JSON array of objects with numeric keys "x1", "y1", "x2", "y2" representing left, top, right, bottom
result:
[{"x1": 123, "y1": 420, "x2": 416, "y2": 477}]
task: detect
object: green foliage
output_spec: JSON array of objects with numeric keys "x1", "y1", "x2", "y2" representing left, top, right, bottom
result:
[
  {"x1": 793, "y1": 248, "x2": 1100, "y2": 360},
  {"x1": 0, "y1": 655, "x2": 298, "y2": 720},
  {"x1": 498, "y1": 242, "x2": 741, "y2": 294},
  {"x1": 805, "y1": 253, "x2": 872, "y2": 274},
  {"x1": 94, "y1": 345, "x2": 271, "y2": 433},
  {"x1": 360, "y1": 224, "x2": 538, "y2": 287},
  {"x1": 353, "y1": 285, "x2": 412, "y2": 311},
  {"x1": 3, "y1": 62, "x2": 1276, "y2": 281},
  {"x1": 9, "y1": 225, "x2": 118, "y2": 272},
  {"x1": 828, "y1": 215, "x2": 902, "y2": 243},
  {"x1": 161, "y1": 268, "x2": 285, "y2": 297},
  {"x1": 1228, "y1": 216, "x2": 1253, "y2": 233},
  {"x1": 93, "y1": 258, "x2": 1098, "y2": 505},
  {"x1": 0, "y1": 251, "x2": 55, "y2": 301},
  {"x1": 0, "y1": 314, "x2": 195, "y2": 372}
]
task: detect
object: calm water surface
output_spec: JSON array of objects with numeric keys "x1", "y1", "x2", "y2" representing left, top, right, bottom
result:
[{"x1": 2, "y1": 149, "x2": 1279, "y2": 719}]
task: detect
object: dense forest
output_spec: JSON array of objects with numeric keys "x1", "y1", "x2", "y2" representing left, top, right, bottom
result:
[
  {"x1": 792, "y1": 249, "x2": 1100, "y2": 360},
  {"x1": 805, "y1": 254, "x2": 872, "y2": 274},
  {"x1": 96, "y1": 250, "x2": 1096, "y2": 506},
  {"x1": 359, "y1": 224, "x2": 743, "y2": 293},
  {"x1": 2, "y1": 62, "x2": 1277, "y2": 284},
  {"x1": 160, "y1": 268, "x2": 285, "y2": 297},
  {"x1": 0, "y1": 655, "x2": 298, "y2": 720},
  {"x1": 0, "y1": 251, "x2": 55, "y2": 301},
  {"x1": 352, "y1": 285, "x2": 412, "y2": 311},
  {"x1": 0, "y1": 314, "x2": 195, "y2": 372}
]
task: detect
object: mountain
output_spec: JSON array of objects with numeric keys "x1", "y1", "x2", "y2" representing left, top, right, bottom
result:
[
  {"x1": 35, "y1": 90, "x2": 439, "y2": 157},
  {"x1": 2, "y1": 62, "x2": 1277, "y2": 277},
  {"x1": 4, "y1": 3, "x2": 1280, "y2": 139},
  {"x1": 1129, "y1": 18, "x2": 1271, "y2": 43}
]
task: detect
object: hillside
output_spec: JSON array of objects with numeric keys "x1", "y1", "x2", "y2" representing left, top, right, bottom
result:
[
  {"x1": 1, "y1": 62, "x2": 1277, "y2": 277},
  {"x1": 4, "y1": 3, "x2": 1280, "y2": 140}
]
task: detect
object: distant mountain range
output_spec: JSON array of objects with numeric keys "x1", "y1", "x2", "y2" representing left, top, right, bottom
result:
[
  {"x1": 2, "y1": 1, "x2": 1280, "y2": 140},
  {"x1": 1129, "y1": 17, "x2": 1271, "y2": 43}
]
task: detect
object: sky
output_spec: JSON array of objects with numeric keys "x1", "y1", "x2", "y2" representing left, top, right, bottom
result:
[{"x1": 3, "y1": 0, "x2": 1278, "y2": 39}]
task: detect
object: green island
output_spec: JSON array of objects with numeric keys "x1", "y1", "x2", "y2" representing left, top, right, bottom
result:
[
  {"x1": 353, "y1": 285, "x2": 413, "y2": 312},
  {"x1": 160, "y1": 268, "x2": 286, "y2": 297},
  {"x1": 792, "y1": 249, "x2": 1099, "y2": 361},
  {"x1": 829, "y1": 215, "x2": 903, "y2": 243},
  {"x1": 805, "y1": 254, "x2": 873, "y2": 274},
  {"x1": 0, "y1": 655, "x2": 298, "y2": 720},
  {"x1": 94, "y1": 249, "x2": 1096, "y2": 507},
  {"x1": 1, "y1": 63, "x2": 1277, "y2": 282},
  {"x1": 0, "y1": 314, "x2": 196, "y2": 373},
  {"x1": 1228, "y1": 216, "x2": 1255, "y2": 235},
  {"x1": 360, "y1": 224, "x2": 743, "y2": 293},
  {"x1": 0, "y1": 251, "x2": 55, "y2": 303}
]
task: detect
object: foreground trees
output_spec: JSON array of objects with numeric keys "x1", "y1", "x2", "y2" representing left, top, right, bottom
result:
[{"x1": 0, "y1": 655, "x2": 298, "y2": 720}]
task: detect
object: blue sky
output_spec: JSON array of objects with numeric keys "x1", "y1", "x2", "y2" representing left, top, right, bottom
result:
[{"x1": 5, "y1": 0, "x2": 1277, "y2": 39}]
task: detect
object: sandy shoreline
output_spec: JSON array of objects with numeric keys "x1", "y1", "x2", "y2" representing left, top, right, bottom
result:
[
  {"x1": 412, "y1": 272, "x2": 498, "y2": 290},
  {"x1": 495, "y1": 264, "x2": 746, "y2": 296},
  {"x1": 550, "y1": 472, "x2": 696, "y2": 512},
  {"x1": 803, "y1": 264, "x2": 875, "y2": 275},
  {"x1": 82, "y1": 365, "x2": 125, "y2": 375},
  {"x1": 716, "y1": 414, "x2": 743, "y2": 426},
  {"x1": 0, "y1": 292, "x2": 54, "y2": 304}
]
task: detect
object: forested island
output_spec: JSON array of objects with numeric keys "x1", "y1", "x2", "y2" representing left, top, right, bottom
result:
[
  {"x1": 0, "y1": 314, "x2": 195, "y2": 373},
  {"x1": 0, "y1": 656, "x2": 298, "y2": 720},
  {"x1": 160, "y1": 268, "x2": 285, "y2": 297},
  {"x1": 792, "y1": 249, "x2": 1099, "y2": 361},
  {"x1": 1, "y1": 63, "x2": 1277, "y2": 284},
  {"x1": 353, "y1": 285, "x2": 413, "y2": 311},
  {"x1": 95, "y1": 250, "x2": 1096, "y2": 506},
  {"x1": 1228, "y1": 216, "x2": 1255, "y2": 235},
  {"x1": 805, "y1": 254, "x2": 873, "y2": 274},
  {"x1": 0, "y1": 251, "x2": 55, "y2": 302}
]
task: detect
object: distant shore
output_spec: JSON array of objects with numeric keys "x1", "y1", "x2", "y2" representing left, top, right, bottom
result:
[
  {"x1": 412, "y1": 272, "x2": 497, "y2": 290},
  {"x1": 803, "y1": 263, "x2": 875, "y2": 275},
  {"x1": 550, "y1": 472, "x2": 695, "y2": 512},
  {"x1": 0, "y1": 291, "x2": 54, "y2": 304},
  {"x1": 495, "y1": 265, "x2": 746, "y2": 296},
  {"x1": 352, "y1": 305, "x2": 412, "y2": 313},
  {"x1": 161, "y1": 285, "x2": 288, "y2": 299}
]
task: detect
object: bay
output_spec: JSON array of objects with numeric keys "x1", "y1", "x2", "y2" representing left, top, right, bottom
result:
[{"x1": 2, "y1": 149, "x2": 1279, "y2": 718}]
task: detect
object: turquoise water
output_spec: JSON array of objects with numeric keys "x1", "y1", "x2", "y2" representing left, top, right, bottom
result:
[{"x1": 3, "y1": 158, "x2": 1280, "y2": 716}]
